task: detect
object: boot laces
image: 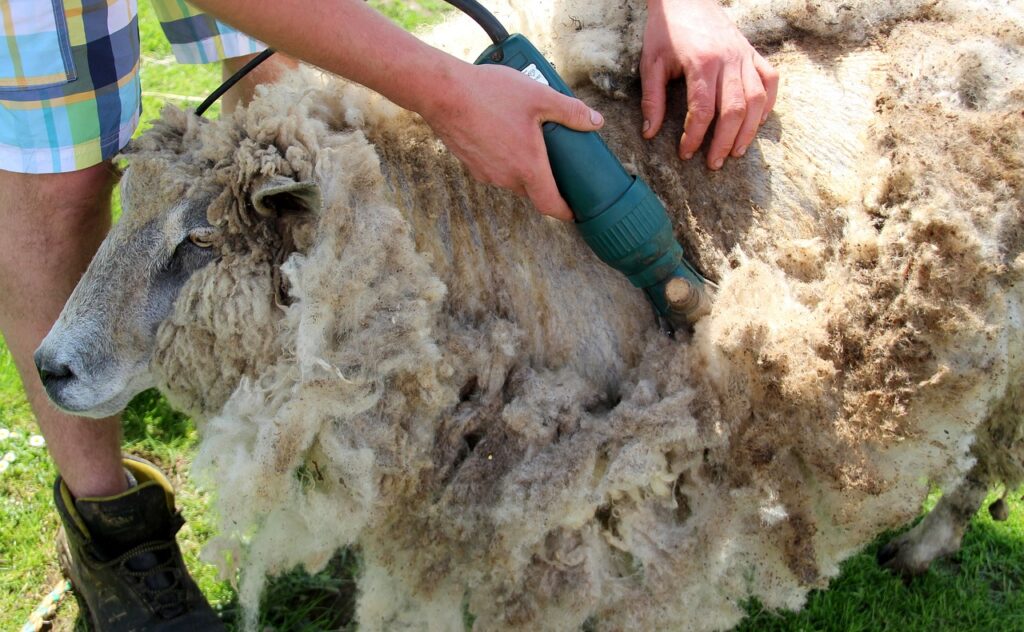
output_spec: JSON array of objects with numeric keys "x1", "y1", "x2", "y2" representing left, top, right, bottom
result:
[{"x1": 103, "y1": 540, "x2": 191, "y2": 619}]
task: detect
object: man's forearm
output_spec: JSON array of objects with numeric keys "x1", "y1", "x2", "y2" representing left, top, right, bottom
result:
[{"x1": 189, "y1": 0, "x2": 464, "y2": 119}]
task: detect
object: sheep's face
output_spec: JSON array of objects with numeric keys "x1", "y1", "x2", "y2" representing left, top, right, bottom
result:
[
  {"x1": 34, "y1": 119, "x2": 322, "y2": 418},
  {"x1": 33, "y1": 160, "x2": 224, "y2": 418}
]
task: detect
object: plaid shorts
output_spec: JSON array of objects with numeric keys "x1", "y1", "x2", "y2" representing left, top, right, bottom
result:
[{"x1": 0, "y1": 0, "x2": 265, "y2": 174}]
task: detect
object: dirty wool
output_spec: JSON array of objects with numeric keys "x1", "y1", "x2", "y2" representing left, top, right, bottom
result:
[{"x1": 126, "y1": 0, "x2": 1024, "y2": 629}]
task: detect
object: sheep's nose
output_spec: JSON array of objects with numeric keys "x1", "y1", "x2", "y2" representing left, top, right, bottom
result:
[{"x1": 34, "y1": 349, "x2": 75, "y2": 386}]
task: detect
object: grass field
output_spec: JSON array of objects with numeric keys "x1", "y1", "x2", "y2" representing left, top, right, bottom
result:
[{"x1": 2, "y1": 2, "x2": 1023, "y2": 631}]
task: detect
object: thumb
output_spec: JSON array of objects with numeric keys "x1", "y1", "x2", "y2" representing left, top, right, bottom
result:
[
  {"x1": 539, "y1": 91, "x2": 604, "y2": 132},
  {"x1": 640, "y1": 57, "x2": 668, "y2": 139}
]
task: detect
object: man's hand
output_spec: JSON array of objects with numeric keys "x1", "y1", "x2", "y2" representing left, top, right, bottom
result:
[
  {"x1": 641, "y1": 0, "x2": 778, "y2": 170},
  {"x1": 420, "y1": 63, "x2": 604, "y2": 221}
]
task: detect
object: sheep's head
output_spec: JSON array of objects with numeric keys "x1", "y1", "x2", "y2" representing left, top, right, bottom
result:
[{"x1": 34, "y1": 106, "x2": 322, "y2": 418}]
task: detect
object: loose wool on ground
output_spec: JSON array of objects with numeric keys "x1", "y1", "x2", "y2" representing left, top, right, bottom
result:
[{"x1": 122, "y1": 0, "x2": 1024, "y2": 629}]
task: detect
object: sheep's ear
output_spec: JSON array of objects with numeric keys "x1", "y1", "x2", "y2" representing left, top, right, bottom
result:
[{"x1": 252, "y1": 176, "x2": 322, "y2": 217}]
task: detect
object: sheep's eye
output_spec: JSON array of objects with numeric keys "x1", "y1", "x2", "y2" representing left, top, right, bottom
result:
[{"x1": 187, "y1": 227, "x2": 217, "y2": 249}]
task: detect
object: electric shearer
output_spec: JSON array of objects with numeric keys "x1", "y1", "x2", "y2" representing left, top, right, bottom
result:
[{"x1": 450, "y1": 0, "x2": 713, "y2": 327}]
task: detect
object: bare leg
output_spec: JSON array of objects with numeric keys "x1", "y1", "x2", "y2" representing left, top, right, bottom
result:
[
  {"x1": 0, "y1": 164, "x2": 124, "y2": 499},
  {"x1": 220, "y1": 52, "x2": 298, "y2": 113},
  {"x1": 877, "y1": 470, "x2": 989, "y2": 577}
]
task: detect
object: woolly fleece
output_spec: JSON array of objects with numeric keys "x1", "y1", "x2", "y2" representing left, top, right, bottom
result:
[{"x1": 121, "y1": 0, "x2": 1024, "y2": 629}]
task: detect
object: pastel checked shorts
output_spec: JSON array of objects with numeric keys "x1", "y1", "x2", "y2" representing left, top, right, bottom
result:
[{"x1": 0, "y1": 0, "x2": 264, "y2": 174}]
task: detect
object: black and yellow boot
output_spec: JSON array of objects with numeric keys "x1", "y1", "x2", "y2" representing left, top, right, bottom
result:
[{"x1": 53, "y1": 455, "x2": 224, "y2": 631}]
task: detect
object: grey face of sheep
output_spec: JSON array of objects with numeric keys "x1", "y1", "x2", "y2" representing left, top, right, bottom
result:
[
  {"x1": 34, "y1": 154, "x2": 319, "y2": 415},
  {"x1": 33, "y1": 158, "x2": 320, "y2": 418},
  {"x1": 34, "y1": 167, "x2": 222, "y2": 418}
]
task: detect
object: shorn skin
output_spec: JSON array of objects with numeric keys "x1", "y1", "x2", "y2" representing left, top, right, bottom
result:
[{"x1": 36, "y1": 0, "x2": 1024, "y2": 630}]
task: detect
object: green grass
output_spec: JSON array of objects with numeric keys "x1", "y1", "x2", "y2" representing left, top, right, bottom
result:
[
  {"x1": 737, "y1": 493, "x2": 1024, "y2": 632},
  {"x1": 2, "y1": 2, "x2": 1023, "y2": 631}
]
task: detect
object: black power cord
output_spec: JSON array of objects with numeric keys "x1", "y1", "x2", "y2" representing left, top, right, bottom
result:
[
  {"x1": 195, "y1": 47, "x2": 277, "y2": 117},
  {"x1": 442, "y1": 0, "x2": 508, "y2": 44}
]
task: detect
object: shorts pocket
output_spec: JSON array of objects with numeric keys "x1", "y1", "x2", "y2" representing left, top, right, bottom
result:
[{"x1": 0, "y1": 0, "x2": 77, "y2": 91}]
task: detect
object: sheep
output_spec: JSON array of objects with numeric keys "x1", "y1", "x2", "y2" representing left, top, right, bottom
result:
[{"x1": 35, "y1": 0, "x2": 1024, "y2": 630}]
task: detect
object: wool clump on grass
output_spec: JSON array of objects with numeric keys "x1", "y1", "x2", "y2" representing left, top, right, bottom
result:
[{"x1": 120, "y1": 0, "x2": 1024, "y2": 629}]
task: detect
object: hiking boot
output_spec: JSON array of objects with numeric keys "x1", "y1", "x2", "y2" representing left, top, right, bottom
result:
[{"x1": 54, "y1": 455, "x2": 224, "y2": 631}]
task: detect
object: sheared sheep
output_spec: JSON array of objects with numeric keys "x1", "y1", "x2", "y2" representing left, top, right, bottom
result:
[{"x1": 36, "y1": 0, "x2": 1024, "y2": 630}]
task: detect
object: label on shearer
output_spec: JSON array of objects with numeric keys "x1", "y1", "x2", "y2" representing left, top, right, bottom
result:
[{"x1": 520, "y1": 63, "x2": 550, "y2": 86}]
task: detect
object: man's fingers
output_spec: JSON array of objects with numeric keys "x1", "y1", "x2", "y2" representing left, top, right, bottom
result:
[
  {"x1": 753, "y1": 52, "x2": 779, "y2": 123},
  {"x1": 678, "y1": 64, "x2": 717, "y2": 160},
  {"x1": 476, "y1": 160, "x2": 573, "y2": 221},
  {"x1": 540, "y1": 90, "x2": 604, "y2": 132},
  {"x1": 526, "y1": 180, "x2": 574, "y2": 221},
  {"x1": 529, "y1": 90, "x2": 595, "y2": 219},
  {"x1": 640, "y1": 56, "x2": 668, "y2": 139},
  {"x1": 705, "y1": 61, "x2": 745, "y2": 169},
  {"x1": 522, "y1": 162, "x2": 574, "y2": 221},
  {"x1": 731, "y1": 55, "x2": 767, "y2": 157}
]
